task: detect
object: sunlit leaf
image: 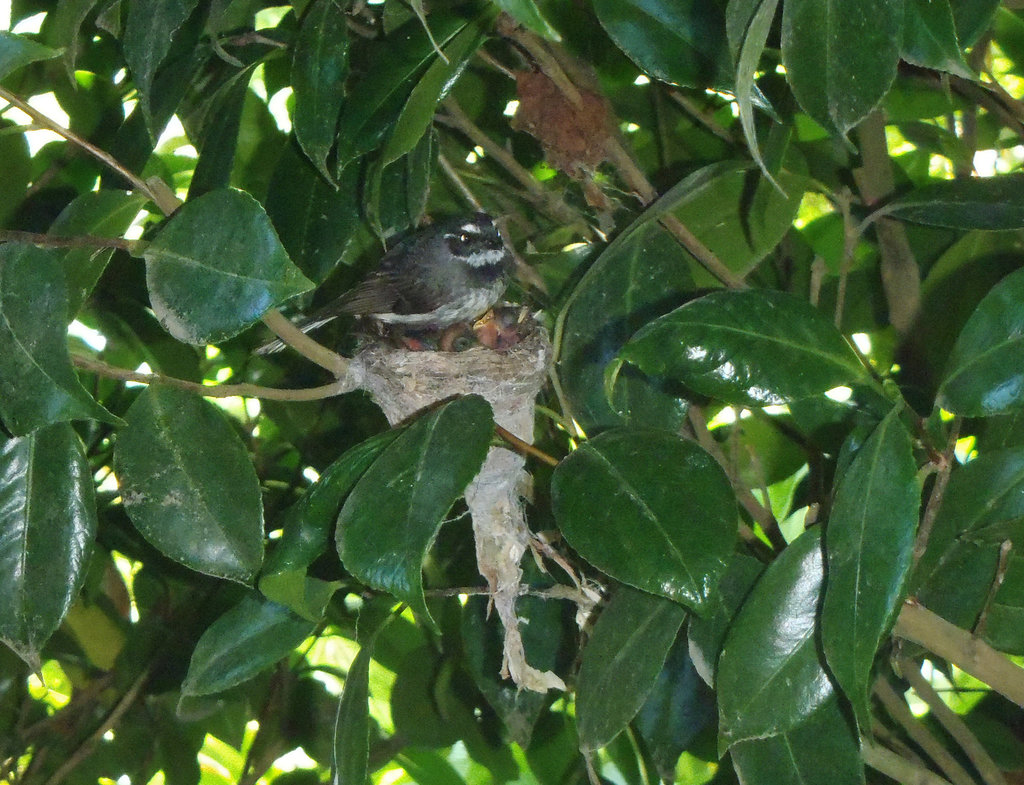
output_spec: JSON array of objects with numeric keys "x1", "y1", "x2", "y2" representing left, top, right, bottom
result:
[
  {"x1": 551, "y1": 429, "x2": 736, "y2": 612},
  {"x1": 144, "y1": 188, "x2": 313, "y2": 344},
  {"x1": 336, "y1": 396, "x2": 493, "y2": 626},
  {"x1": 621, "y1": 289, "x2": 865, "y2": 406},
  {"x1": 822, "y1": 407, "x2": 919, "y2": 728},
  {"x1": 0, "y1": 425, "x2": 97, "y2": 667},
  {"x1": 718, "y1": 530, "x2": 831, "y2": 748}
]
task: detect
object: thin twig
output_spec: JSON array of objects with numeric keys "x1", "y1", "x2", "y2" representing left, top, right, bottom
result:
[
  {"x1": 260, "y1": 309, "x2": 350, "y2": 376},
  {"x1": 688, "y1": 406, "x2": 787, "y2": 553},
  {"x1": 913, "y1": 417, "x2": 962, "y2": 566},
  {"x1": 0, "y1": 85, "x2": 159, "y2": 206},
  {"x1": 873, "y1": 678, "x2": 976, "y2": 785},
  {"x1": 438, "y1": 152, "x2": 483, "y2": 210},
  {"x1": 42, "y1": 667, "x2": 150, "y2": 785},
  {"x1": 73, "y1": 356, "x2": 354, "y2": 401},
  {"x1": 900, "y1": 657, "x2": 1008, "y2": 785},
  {"x1": 974, "y1": 539, "x2": 1013, "y2": 640},
  {"x1": 495, "y1": 423, "x2": 559, "y2": 466}
]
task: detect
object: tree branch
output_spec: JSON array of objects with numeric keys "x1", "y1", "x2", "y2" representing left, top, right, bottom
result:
[
  {"x1": 73, "y1": 356, "x2": 354, "y2": 401},
  {"x1": 895, "y1": 600, "x2": 1024, "y2": 709}
]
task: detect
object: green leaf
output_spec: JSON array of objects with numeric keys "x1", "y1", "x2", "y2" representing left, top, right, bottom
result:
[
  {"x1": 902, "y1": 0, "x2": 973, "y2": 78},
  {"x1": 687, "y1": 553, "x2": 764, "y2": 686},
  {"x1": 781, "y1": 0, "x2": 902, "y2": 135},
  {"x1": 938, "y1": 267, "x2": 1024, "y2": 416},
  {"x1": 821, "y1": 407, "x2": 919, "y2": 729},
  {"x1": 52, "y1": 0, "x2": 98, "y2": 78},
  {"x1": 576, "y1": 585, "x2": 686, "y2": 751},
  {"x1": 551, "y1": 429, "x2": 736, "y2": 612},
  {"x1": 717, "y1": 530, "x2": 831, "y2": 748},
  {"x1": 729, "y1": 0, "x2": 782, "y2": 189},
  {"x1": 380, "y1": 14, "x2": 487, "y2": 166},
  {"x1": 730, "y1": 695, "x2": 864, "y2": 785},
  {"x1": 557, "y1": 219, "x2": 693, "y2": 433},
  {"x1": 621, "y1": 289, "x2": 865, "y2": 407},
  {"x1": 0, "y1": 30, "x2": 61, "y2": 81},
  {"x1": 632, "y1": 630, "x2": 714, "y2": 780},
  {"x1": 334, "y1": 13, "x2": 470, "y2": 173},
  {"x1": 144, "y1": 188, "x2": 313, "y2": 344},
  {"x1": 122, "y1": 0, "x2": 200, "y2": 128},
  {"x1": 260, "y1": 430, "x2": 401, "y2": 620},
  {"x1": 0, "y1": 243, "x2": 118, "y2": 435},
  {"x1": 292, "y1": 0, "x2": 349, "y2": 182},
  {"x1": 491, "y1": 0, "x2": 561, "y2": 40},
  {"x1": 333, "y1": 638, "x2": 375, "y2": 785},
  {"x1": 181, "y1": 594, "x2": 315, "y2": 697},
  {"x1": 0, "y1": 120, "x2": 29, "y2": 230},
  {"x1": 882, "y1": 174, "x2": 1024, "y2": 231},
  {"x1": 336, "y1": 396, "x2": 494, "y2": 626},
  {"x1": 266, "y1": 141, "x2": 376, "y2": 284},
  {"x1": 113, "y1": 386, "x2": 265, "y2": 583},
  {"x1": 0, "y1": 425, "x2": 97, "y2": 667},
  {"x1": 591, "y1": 0, "x2": 731, "y2": 89},
  {"x1": 48, "y1": 190, "x2": 148, "y2": 317}
]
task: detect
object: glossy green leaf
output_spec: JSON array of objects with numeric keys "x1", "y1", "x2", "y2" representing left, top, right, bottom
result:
[
  {"x1": 821, "y1": 407, "x2": 919, "y2": 729},
  {"x1": 591, "y1": 0, "x2": 731, "y2": 88},
  {"x1": 730, "y1": 695, "x2": 864, "y2": 785},
  {"x1": 266, "y1": 142, "x2": 375, "y2": 284},
  {"x1": 881, "y1": 175, "x2": 1024, "y2": 230},
  {"x1": 576, "y1": 585, "x2": 686, "y2": 751},
  {"x1": 336, "y1": 396, "x2": 493, "y2": 626},
  {"x1": 181, "y1": 594, "x2": 315, "y2": 697},
  {"x1": 52, "y1": 0, "x2": 98, "y2": 78},
  {"x1": 0, "y1": 120, "x2": 29, "y2": 230},
  {"x1": 0, "y1": 30, "x2": 61, "y2": 80},
  {"x1": 938, "y1": 267, "x2": 1024, "y2": 415},
  {"x1": 0, "y1": 243, "x2": 118, "y2": 435},
  {"x1": 621, "y1": 289, "x2": 865, "y2": 407},
  {"x1": 551, "y1": 429, "x2": 736, "y2": 612},
  {"x1": 781, "y1": 0, "x2": 901, "y2": 135},
  {"x1": 114, "y1": 386, "x2": 265, "y2": 583},
  {"x1": 687, "y1": 553, "x2": 764, "y2": 686},
  {"x1": 260, "y1": 430, "x2": 401, "y2": 620},
  {"x1": 380, "y1": 14, "x2": 488, "y2": 166},
  {"x1": 367, "y1": 126, "x2": 435, "y2": 239},
  {"x1": 729, "y1": 0, "x2": 782, "y2": 189},
  {"x1": 334, "y1": 13, "x2": 470, "y2": 173},
  {"x1": 633, "y1": 632, "x2": 715, "y2": 780},
  {"x1": 292, "y1": 0, "x2": 349, "y2": 182},
  {"x1": 718, "y1": 530, "x2": 831, "y2": 748},
  {"x1": 0, "y1": 425, "x2": 97, "y2": 667},
  {"x1": 333, "y1": 638, "x2": 375, "y2": 785},
  {"x1": 492, "y1": 0, "x2": 561, "y2": 40},
  {"x1": 122, "y1": 0, "x2": 200, "y2": 127},
  {"x1": 144, "y1": 188, "x2": 313, "y2": 344},
  {"x1": 902, "y1": 0, "x2": 972, "y2": 78},
  {"x1": 557, "y1": 217, "x2": 693, "y2": 433},
  {"x1": 49, "y1": 190, "x2": 148, "y2": 317}
]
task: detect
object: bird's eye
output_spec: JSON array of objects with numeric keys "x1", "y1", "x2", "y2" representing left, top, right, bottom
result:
[{"x1": 459, "y1": 233, "x2": 470, "y2": 243}]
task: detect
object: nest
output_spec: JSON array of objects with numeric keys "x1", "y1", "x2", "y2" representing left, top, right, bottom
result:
[{"x1": 346, "y1": 328, "x2": 566, "y2": 692}]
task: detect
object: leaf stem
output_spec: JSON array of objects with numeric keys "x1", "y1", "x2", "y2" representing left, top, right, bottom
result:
[
  {"x1": 495, "y1": 424, "x2": 559, "y2": 466},
  {"x1": 913, "y1": 417, "x2": 961, "y2": 567}
]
